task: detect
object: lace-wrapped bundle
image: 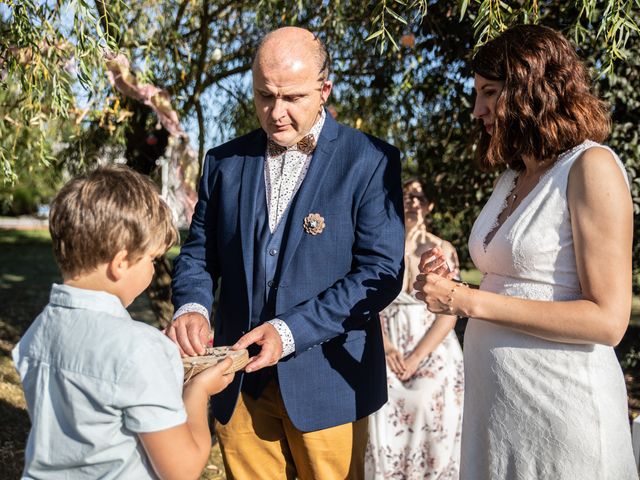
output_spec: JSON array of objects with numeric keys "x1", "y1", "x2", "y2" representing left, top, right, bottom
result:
[{"x1": 182, "y1": 346, "x2": 249, "y2": 382}]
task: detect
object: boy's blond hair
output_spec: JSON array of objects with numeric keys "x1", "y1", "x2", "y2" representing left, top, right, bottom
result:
[{"x1": 49, "y1": 165, "x2": 179, "y2": 277}]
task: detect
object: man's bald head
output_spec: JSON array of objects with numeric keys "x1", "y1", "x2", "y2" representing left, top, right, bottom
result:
[{"x1": 253, "y1": 27, "x2": 330, "y2": 81}]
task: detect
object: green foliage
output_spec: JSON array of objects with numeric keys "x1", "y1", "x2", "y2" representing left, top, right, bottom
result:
[
  {"x1": 0, "y1": 0, "x2": 119, "y2": 185},
  {"x1": 0, "y1": 165, "x2": 62, "y2": 216},
  {"x1": 371, "y1": 1, "x2": 640, "y2": 74},
  {"x1": 621, "y1": 345, "x2": 640, "y2": 370},
  {"x1": 599, "y1": 31, "x2": 640, "y2": 291},
  {"x1": 2, "y1": 0, "x2": 639, "y2": 286},
  {"x1": 364, "y1": 1, "x2": 640, "y2": 283}
]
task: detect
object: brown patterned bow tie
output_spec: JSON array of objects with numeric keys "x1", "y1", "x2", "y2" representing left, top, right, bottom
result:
[{"x1": 267, "y1": 134, "x2": 316, "y2": 157}]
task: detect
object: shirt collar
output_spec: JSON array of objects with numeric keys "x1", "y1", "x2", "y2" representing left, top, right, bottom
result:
[
  {"x1": 49, "y1": 283, "x2": 130, "y2": 319},
  {"x1": 308, "y1": 108, "x2": 326, "y2": 144}
]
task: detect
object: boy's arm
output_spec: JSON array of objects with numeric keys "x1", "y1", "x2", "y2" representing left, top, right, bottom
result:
[{"x1": 139, "y1": 358, "x2": 234, "y2": 480}]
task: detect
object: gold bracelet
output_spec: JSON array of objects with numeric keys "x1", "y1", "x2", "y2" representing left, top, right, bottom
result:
[{"x1": 446, "y1": 281, "x2": 468, "y2": 314}]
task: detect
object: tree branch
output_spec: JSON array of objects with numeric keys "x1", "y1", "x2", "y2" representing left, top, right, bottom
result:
[
  {"x1": 173, "y1": 0, "x2": 190, "y2": 31},
  {"x1": 195, "y1": 99, "x2": 205, "y2": 166}
]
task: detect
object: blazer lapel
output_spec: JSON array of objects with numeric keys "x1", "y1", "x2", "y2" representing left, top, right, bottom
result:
[
  {"x1": 279, "y1": 113, "x2": 340, "y2": 277},
  {"x1": 239, "y1": 130, "x2": 267, "y2": 315}
]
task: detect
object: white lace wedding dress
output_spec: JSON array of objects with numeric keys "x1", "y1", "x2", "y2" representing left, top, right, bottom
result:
[{"x1": 463, "y1": 140, "x2": 638, "y2": 479}]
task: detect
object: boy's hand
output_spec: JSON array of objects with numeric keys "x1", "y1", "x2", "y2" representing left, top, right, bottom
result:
[
  {"x1": 189, "y1": 357, "x2": 235, "y2": 396},
  {"x1": 142, "y1": 358, "x2": 233, "y2": 480},
  {"x1": 165, "y1": 312, "x2": 210, "y2": 356}
]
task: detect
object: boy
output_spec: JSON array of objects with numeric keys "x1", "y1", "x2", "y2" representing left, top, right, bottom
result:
[{"x1": 12, "y1": 165, "x2": 233, "y2": 479}]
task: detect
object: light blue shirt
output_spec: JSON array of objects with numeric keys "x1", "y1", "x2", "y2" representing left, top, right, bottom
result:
[{"x1": 12, "y1": 284, "x2": 186, "y2": 479}]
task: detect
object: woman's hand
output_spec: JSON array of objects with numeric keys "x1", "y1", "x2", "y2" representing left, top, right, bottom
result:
[
  {"x1": 414, "y1": 273, "x2": 468, "y2": 316},
  {"x1": 385, "y1": 346, "x2": 406, "y2": 377},
  {"x1": 418, "y1": 247, "x2": 456, "y2": 279},
  {"x1": 398, "y1": 353, "x2": 425, "y2": 381}
]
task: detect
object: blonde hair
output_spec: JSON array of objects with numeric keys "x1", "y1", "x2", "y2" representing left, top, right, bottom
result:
[{"x1": 49, "y1": 165, "x2": 178, "y2": 277}]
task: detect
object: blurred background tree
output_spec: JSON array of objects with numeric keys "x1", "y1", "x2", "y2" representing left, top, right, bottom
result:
[{"x1": 2, "y1": 0, "x2": 639, "y2": 293}]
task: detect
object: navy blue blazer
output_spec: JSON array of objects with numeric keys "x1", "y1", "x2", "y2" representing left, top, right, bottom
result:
[{"x1": 172, "y1": 113, "x2": 405, "y2": 432}]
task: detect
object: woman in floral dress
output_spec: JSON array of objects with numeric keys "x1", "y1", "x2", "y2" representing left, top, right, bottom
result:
[{"x1": 365, "y1": 179, "x2": 464, "y2": 479}]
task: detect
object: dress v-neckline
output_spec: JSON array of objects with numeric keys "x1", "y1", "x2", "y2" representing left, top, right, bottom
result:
[
  {"x1": 479, "y1": 140, "x2": 594, "y2": 252},
  {"x1": 483, "y1": 160, "x2": 560, "y2": 251}
]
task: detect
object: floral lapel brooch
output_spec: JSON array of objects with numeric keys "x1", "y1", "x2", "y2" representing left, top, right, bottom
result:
[{"x1": 303, "y1": 213, "x2": 325, "y2": 235}]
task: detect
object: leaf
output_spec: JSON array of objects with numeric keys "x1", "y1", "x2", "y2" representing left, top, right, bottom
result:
[
  {"x1": 385, "y1": 6, "x2": 408, "y2": 25},
  {"x1": 365, "y1": 29, "x2": 385, "y2": 42},
  {"x1": 385, "y1": 28, "x2": 400, "y2": 50},
  {"x1": 459, "y1": 0, "x2": 470, "y2": 21}
]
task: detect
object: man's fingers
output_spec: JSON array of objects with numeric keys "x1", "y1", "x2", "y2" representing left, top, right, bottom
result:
[
  {"x1": 245, "y1": 355, "x2": 268, "y2": 373},
  {"x1": 165, "y1": 313, "x2": 209, "y2": 357},
  {"x1": 233, "y1": 329, "x2": 261, "y2": 350},
  {"x1": 186, "y1": 324, "x2": 207, "y2": 356},
  {"x1": 177, "y1": 321, "x2": 205, "y2": 356},
  {"x1": 233, "y1": 324, "x2": 282, "y2": 372},
  {"x1": 176, "y1": 325, "x2": 198, "y2": 357},
  {"x1": 166, "y1": 324, "x2": 188, "y2": 356},
  {"x1": 165, "y1": 324, "x2": 177, "y2": 343},
  {"x1": 244, "y1": 345, "x2": 278, "y2": 373}
]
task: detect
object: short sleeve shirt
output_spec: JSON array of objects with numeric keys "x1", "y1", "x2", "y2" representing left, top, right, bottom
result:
[{"x1": 12, "y1": 284, "x2": 186, "y2": 479}]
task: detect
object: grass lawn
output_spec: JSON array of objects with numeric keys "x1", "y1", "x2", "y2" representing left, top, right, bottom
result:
[{"x1": 1, "y1": 230, "x2": 638, "y2": 477}]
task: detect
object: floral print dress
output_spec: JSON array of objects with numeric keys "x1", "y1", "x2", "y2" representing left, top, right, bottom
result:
[{"x1": 365, "y1": 243, "x2": 464, "y2": 479}]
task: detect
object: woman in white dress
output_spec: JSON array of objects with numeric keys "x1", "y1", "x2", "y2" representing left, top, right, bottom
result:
[
  {"x1": 414, "y1": 24, "x2": 637, "y2": 479},
  {"x1": 365, "y1": 179, "x2": 464, "y2": 479}
]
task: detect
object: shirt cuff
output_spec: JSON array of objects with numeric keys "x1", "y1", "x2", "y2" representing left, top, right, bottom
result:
[
  {"x1": 267, "y1": 319, "x2": 295, "y2": 358},
  {"x1": 172, "y1": 303, "x2": 210, "y2": 323}
]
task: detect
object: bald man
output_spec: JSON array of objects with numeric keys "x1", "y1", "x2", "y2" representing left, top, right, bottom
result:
[{"x1": 168, "y1": 27, "x2": 404, "y2": 479}]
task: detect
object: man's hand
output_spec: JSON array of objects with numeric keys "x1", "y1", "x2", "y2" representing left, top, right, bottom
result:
[
  {"x1": 165, "y1": 312, "x2": 210, "y2": 357},
  {"x1": 232, "y1": 323, "x2": 283, "y2": 373}
]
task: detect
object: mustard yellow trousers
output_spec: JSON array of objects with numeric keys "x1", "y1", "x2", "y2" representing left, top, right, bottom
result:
[{"x1": 215, "y1": 379, "x2": 368, "y2": 480}]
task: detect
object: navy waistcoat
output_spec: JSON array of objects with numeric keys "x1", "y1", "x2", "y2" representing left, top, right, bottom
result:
[{"x1": 243, "y1": 169, "x2": 296, "y2": 398}]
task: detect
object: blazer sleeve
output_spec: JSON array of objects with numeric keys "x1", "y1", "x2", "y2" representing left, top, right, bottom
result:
[
  {"x1": 279, "y1": 145, "x2": 405, "y2": 353},
  {"x1": 171, "y1": 152, "x2": 221, "y2": 319}
]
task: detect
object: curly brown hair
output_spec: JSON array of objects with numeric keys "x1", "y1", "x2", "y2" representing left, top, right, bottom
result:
[
  {"x1": 471, "y1": 24, "x2": 611, "y2": 171},
  {"x1": 49, "y1": 165, "x2": 178, "y2": 278}
]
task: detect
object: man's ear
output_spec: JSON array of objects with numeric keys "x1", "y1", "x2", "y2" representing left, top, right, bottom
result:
[
  {"x1": 320, "y1": 80, "x2": 333, "y2": 105},
  {"x1": 107, "y1": 249, "x2": 130, "y2": 281}
]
